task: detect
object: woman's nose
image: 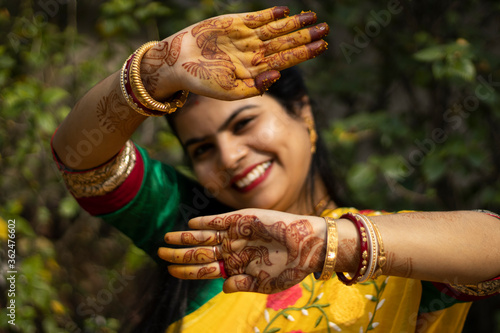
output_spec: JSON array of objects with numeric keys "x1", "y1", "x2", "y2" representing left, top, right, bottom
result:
[{"x1": 218, "y1": 138, "x2": 246, "y2": 170}]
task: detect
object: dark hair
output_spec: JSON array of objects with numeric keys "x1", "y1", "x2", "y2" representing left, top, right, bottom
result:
[
  {"x1": 263, "y1": 67, "x2": 348, "y2": 209},
  {"x1": 132, "y1": 67, "x2": 348, "y2": 333}
]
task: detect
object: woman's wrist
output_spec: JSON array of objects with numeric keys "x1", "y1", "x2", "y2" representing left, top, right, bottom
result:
[
  {"x1": 310, "y1": 216, "x2": 328, "y2": 273},
  {"x1": 140, "y1": 37, "x2": 186, "y2": 102},
  {"x1": 335, "y1": 218, "x2": 361, "y2": 273},
  {"x1": 140, "y1": 54, "x2": 181, "y2": 101}
]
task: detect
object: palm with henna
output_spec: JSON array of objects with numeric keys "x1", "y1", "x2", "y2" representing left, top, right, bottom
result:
[
  {"x1": 140, "y1": 6, "x2": 329, "y2": 101},
  {"x1": 159, "y1": 209, "x2": 327, "y2": 294},
  {"x1": 51, "y1": 6, "x2": 329, "y2": 171}
]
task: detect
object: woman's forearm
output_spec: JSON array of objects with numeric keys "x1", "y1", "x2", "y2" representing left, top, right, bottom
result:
[
  {"x1": 335, "y1": 211, "x2": 500, "y2": 284},
  {"x1": 52, "y1": 71, "x2": 147, "y2": 170}
]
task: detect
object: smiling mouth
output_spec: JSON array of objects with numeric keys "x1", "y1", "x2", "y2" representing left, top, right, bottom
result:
[{"x1": 233, "y1": 161, "x2": 272, "y2": 190}]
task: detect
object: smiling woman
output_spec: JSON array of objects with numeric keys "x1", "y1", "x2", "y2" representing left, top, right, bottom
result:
[
  {"x1": 50, "y1": 5, "x2": 500, "y2": 333},
  {"x1": 171, "y1": 94, "x2": 316, "y2": 212}
]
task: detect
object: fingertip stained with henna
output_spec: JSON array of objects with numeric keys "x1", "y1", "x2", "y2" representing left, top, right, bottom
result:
[
  {"x1": 273, "y1": 6, "x2": 290, "y2": 19},
  {"x1": 255, "y1": 71, "x2": 281, "y2": 94},
  {"x1": 298, "y1": 11, "x2": 317, "y2": 27},
  {"x1": 309, "y1": 22, "x2": 329, "y2": 40}
]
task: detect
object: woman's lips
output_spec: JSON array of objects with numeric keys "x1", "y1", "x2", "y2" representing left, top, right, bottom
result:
[{"x1": 232, "y1": 161, "x2": 273, "y2": 192}]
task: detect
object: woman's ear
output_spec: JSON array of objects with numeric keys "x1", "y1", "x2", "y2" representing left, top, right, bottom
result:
[
  {"x1": 298, "y1": 96, "x2": 317, "y2": 154},
  {"x1": 298, "y1": 95, "x2": 313, "y2": 120}
]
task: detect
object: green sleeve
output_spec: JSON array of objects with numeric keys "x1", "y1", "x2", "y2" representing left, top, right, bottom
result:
[{"x1": 419, "y1": 281, "x2": 466, "y2": 314}]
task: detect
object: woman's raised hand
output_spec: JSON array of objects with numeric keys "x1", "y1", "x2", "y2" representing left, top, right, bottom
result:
[
  {"x1": 158, "y1": 209, "x2": 327, "y2": 294},
  {"x1": 142, "y1": 7, "x2": 329, "y2": 101}
]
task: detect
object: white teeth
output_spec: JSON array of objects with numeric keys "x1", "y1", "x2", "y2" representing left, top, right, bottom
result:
[{"x1": 235, "y1": 161, "x2": 271, "y2": 188}]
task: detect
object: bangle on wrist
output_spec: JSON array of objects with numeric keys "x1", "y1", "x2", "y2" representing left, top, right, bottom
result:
[
  {"x1": 120, "y1": 41, "x2": 189, "y2": 117},
  {"x1": 337, "y1": 213, "x2": 369, "y2": 285},
  {"x1": 367, "y1": 216, "x2": 386, "y2": 279},
  {"x1": 314, "y1": 216, "x2": 338, "y2": 280},
  {"x1": 337, "y1": 213, "x2": 387, "y2": 285},
  {"x1": 357, "y1": 214, "x2": 379, "y2": 283}
]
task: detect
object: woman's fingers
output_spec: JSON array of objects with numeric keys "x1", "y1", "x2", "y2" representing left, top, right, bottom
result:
[
  {"x1": 254, "y1": 11, "x2": 317, "y2": 41},
  {"x1": 168, "y1": 261, "x2": 222, "y2": 280},
  {"x1": 263, "y1": 22, "x2": 329, "y2": 56},
  {"x1": 257, "y1": 40, "x2": 328, "y2": 72},
  {"x1": 158, "y1": 246, "x2": 222, "y2": 264},
  {"x1": 164, "y1": 230, "x2": 227, "y2": 245},
  {"x1": 188, "y1": 213, "x2": 244, "y2": 230},
  {"x1": 239, "y1": 6, "x2": 290, "y2": 29}
]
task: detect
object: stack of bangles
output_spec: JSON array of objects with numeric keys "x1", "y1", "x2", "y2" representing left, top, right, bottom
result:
[
  {"x1": 315, "y1": 213, "x2": 387, "y2": 285},
  {"x1": 120, "y1": 41, "x2": 189, "y2": 117}
]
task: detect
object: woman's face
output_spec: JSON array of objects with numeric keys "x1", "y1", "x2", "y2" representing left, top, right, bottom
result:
[{"x1": 173, "y1": 94, "x2": 314, "y2": 213}]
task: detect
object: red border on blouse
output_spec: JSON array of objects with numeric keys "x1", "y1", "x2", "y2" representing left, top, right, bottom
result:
[
  {"x1": 50, "y1": 129, "x2": 144, "y2": 216},
  {"x1": 75, "y1": 144, "x2": 144, "y2": 216}
]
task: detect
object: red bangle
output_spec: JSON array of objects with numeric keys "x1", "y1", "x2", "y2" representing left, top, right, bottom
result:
[
  {"x1": 219, "y1": 260, "x2": 229, "y2": 279},
  {"x1": 337, "y1": 213, "x2": 369, "y2": 285}
]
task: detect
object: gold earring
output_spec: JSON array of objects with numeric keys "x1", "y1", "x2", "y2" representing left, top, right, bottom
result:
[{"x1": 305, "y1": 117, "x2": 317, "y2": 154}]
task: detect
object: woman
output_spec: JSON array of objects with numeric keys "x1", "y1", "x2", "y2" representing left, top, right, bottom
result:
[{"x1": 52, "y1": 6, "x2": 500, "y2": 333}]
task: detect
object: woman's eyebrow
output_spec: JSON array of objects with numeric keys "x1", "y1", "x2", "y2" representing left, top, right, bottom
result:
[{"x1": 183, "y1": 105, "x2": 258, "y2": 149}]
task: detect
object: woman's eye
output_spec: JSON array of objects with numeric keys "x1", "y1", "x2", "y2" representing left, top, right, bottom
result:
[
  {"x1": 234, "y1": 117, "x2": 254, "y2": 132},
  {"x1": 192, "y1": 144, "x2": 212, "y2": 158}
]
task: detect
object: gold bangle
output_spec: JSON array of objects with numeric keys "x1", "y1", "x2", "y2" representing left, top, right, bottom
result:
[
  {"x1": 128, "y1": 41, "x2": 189, "y2": 114},
  {"x1": 369, "y1": 218, "x2": 387, "y2": 279},
  {"x1": 316, "y1": 216, "x2": 338, "y2": 280},
  {"x1": 120, "y1": 53, "x2": 164, "y2": 117}
]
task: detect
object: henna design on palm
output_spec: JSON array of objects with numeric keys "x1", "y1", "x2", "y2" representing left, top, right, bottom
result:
[
  {"x1": 191, "y1": 17, "x2": 233, "y2": 61},
  {"x1": 182, "y1": 60, "x2": 237, "y2": 90},
  {"x1": 181, "y1": 8, "x2": 328, "y2": 95},
  {"x1": 214, "y1": 214, "x2": 325, "y2": 293}
]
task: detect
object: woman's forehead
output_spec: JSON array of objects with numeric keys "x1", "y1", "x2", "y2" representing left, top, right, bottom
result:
[{"x1": 174, "y1": 95, "x2": 281, "y2": 135}]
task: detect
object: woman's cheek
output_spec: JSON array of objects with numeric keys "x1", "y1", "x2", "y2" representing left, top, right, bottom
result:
[
  {"x1": 253, "y1": 117, "x2": 287, "y2": 149},
  {"x1": 196, "y1": 165, "x2": 233, "y2": 198}
]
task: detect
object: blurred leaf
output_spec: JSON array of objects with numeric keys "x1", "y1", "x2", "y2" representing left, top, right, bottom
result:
[
  {"x1": 59, "y1": 195, "x2": 80, "y2": 218},
  {"x1": 41, "y1": 87, "x2": 69, "y2": 105},
  {"x1": 414, "y1": 45, "x2": 446, "y2": 62}
]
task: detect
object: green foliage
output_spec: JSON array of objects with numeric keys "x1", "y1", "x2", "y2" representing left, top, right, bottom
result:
[
  {"x1": 1, "y1": 0, "x2": 499, "y2": 332},
  {"x1": 414, "y1": 39, "x2": 476, "y2": 81}
]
